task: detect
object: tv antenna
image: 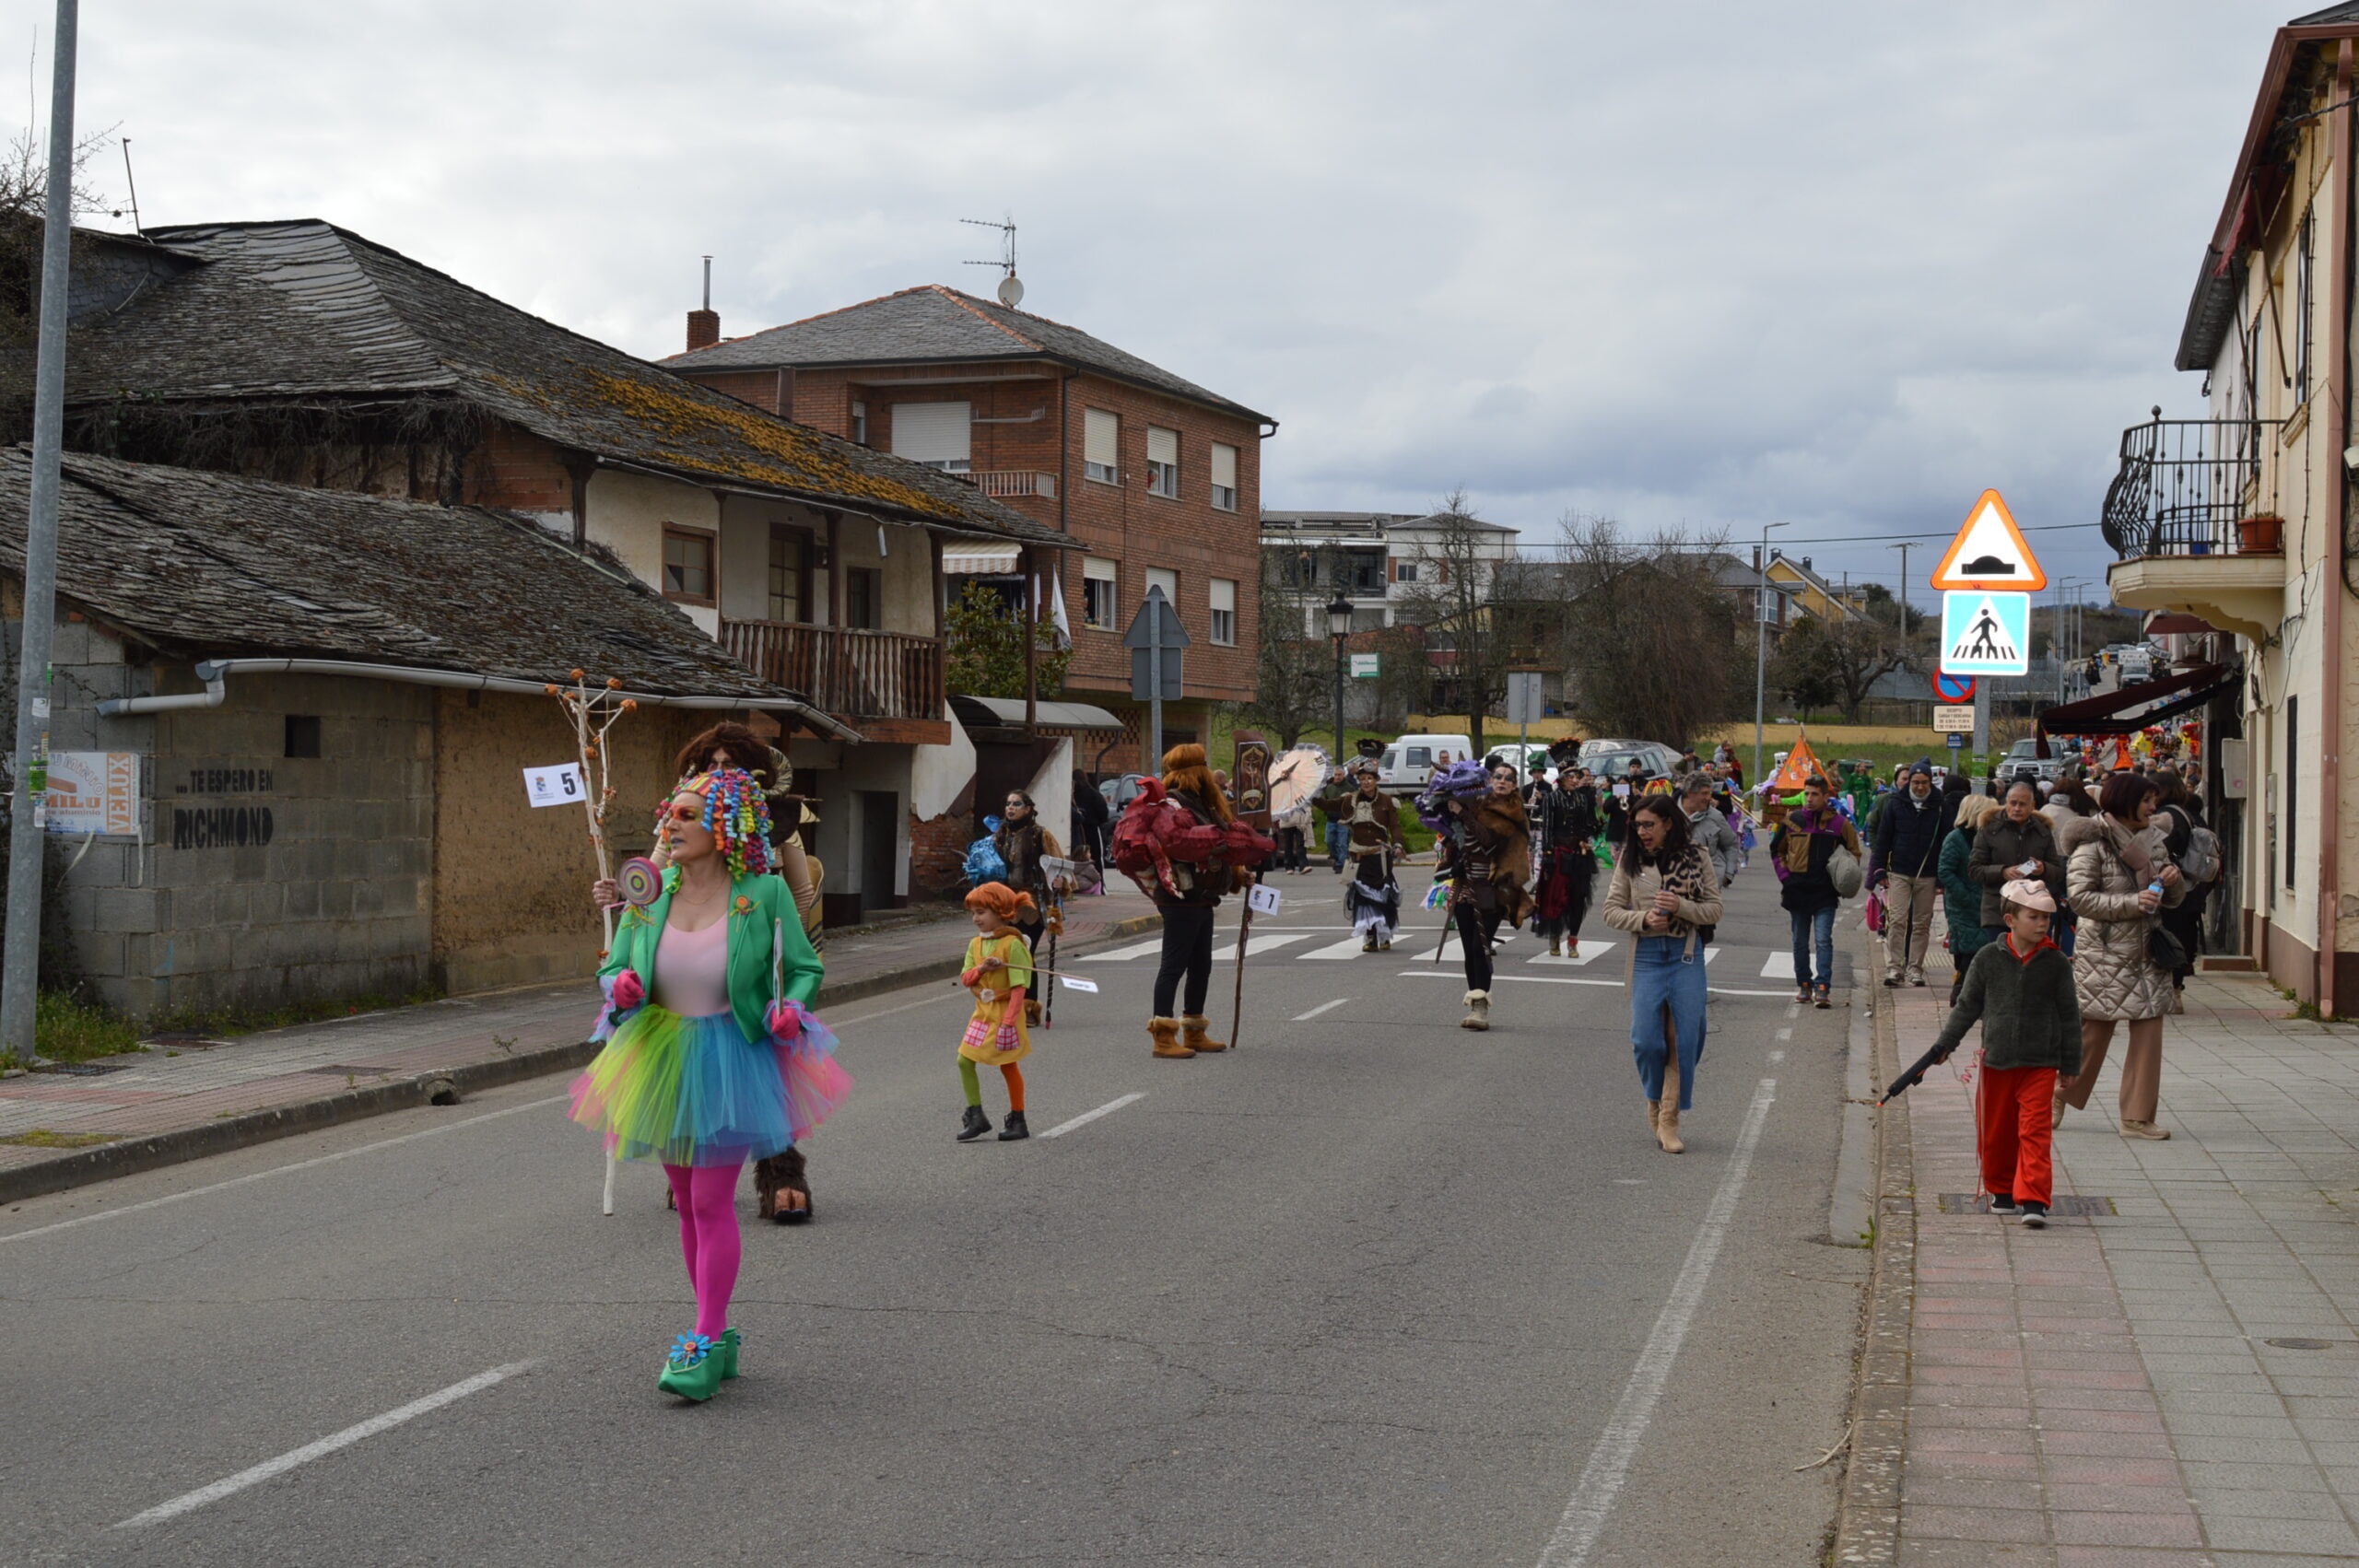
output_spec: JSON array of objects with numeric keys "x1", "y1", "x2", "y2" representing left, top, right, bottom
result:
[{"x1": 960, "y1": 214, "x2": 1024, "y2": 309}]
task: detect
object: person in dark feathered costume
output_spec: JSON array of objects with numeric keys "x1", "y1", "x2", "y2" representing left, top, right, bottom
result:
[
  {"x1": 1335, "y1": 764, "x2": 1408, "y2": 951},
  {"x1": 1421, "y1": 757, "x2": 1532, "y2": 1032},
  {"x1": 1531, "y1": 748, "x2": 1602, "y2": 958}
]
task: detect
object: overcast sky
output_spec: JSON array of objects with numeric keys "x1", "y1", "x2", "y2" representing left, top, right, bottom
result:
[{"x1": 6, "y1": 0, "x2": 2318, "y2": 606}]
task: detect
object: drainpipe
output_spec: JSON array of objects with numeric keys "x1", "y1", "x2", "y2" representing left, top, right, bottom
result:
[{"x1": 2325, "y1": 37, "x2": 2353, "y2": 1016}]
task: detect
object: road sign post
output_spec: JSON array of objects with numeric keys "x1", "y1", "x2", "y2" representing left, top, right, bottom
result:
[{"x1": 1122, "y1": 586, "x2": 1190, "y2": 769}]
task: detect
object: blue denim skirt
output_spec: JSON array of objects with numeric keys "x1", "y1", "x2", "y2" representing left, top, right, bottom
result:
[{"x1": 1629, "y1": 935, "x2": 1708, "y2": 1110}]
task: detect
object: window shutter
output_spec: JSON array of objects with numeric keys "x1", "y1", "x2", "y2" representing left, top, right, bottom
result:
[
  {"x1": 1146, "y1": 427, "x2": 1179, "y2": 466},
  {"x1": 1208, "y1": 578, "x2": 1235, "y2": 614},
  {"x1": 1083, "y1": 556, "x2": 1117, "y2": 584},
  {"x1": 1084, "y1": 408, "x2": 1119, "y2": 469},
  {"x1": 1144, "y1": 567, "x2": 1178, "y2": 603},
  {"x1": 889, "y1": 402, "x2": 970, "y2": 464},
  {"x1": 1210, "y1": 442, "x2": 1237, "y2": 489}
]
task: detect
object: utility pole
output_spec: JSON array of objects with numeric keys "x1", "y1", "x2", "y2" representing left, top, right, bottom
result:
[
  {"x1": 1751, "y1": 521, "x2": 1790, "y2": 788},
  {"x1": 2, "y1": 0, "x2": 78, "y2": 1067}
]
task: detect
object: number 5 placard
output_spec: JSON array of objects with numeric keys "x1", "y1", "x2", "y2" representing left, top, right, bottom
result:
[{"x1": 522, "y1": 763, "x2": 586, "y2": 808}]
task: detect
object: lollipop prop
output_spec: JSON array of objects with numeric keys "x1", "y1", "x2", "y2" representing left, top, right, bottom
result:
[{"x1": 617, "y1": 856, "x2": 663, "y2": 907}]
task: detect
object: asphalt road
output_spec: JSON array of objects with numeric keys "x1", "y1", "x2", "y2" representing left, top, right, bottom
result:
[{"x1": 0, "y1": 860, "x2": 1868, "y2": 1567}]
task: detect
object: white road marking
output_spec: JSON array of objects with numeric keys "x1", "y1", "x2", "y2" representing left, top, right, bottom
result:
[
  {"x1": 834, "y1": 989, "x2": 968, "y2": 1026},
  {"x1": 114, "y1": 1361, "x2": 537, "y2": 1528},
  {"x1": 0, "y1": 1094, "x2": 571, "y2": 1246},
  {"x1": 1760, "y1": 952, "x2": 1794, "y2": 979},
  {"x1": 1209, "y1": 931, "x2": 1314, "y2": 962},
  {"x1": 1301, "y1": 934, "x2": 1375, "y2": 960},
  {"x1": 1091, "y1": 937, "x2": 1170, "y2": 962},
  {"x1": 1769, "y1": 1049, "x2": 1787, "y2": 1063},
  {"x1": 1399, "y1": 972, "x2": 1619, "y2": 987},
  {"x1": 1708, "y1": 988, "x2": 1796, "y2": 998},
  {"x1": 1534, "y1": 1077, "x2": 1779, "y2": 1568},
  {"x1": 1038, "y1": 1093, "x2": 1145, "y2": 1139},
  {"x1": 1775, "y1": 1026, "x2": 1793, "y2": 1041},
  {"x1": 1530, "y1": 941, "x2": 1617, "y2": 967},
  {"x1": 1292, "y1": 999, "x2": 1349, "y2": 1021}
]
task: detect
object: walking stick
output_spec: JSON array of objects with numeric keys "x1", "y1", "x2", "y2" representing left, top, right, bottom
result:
[
  {"x1": 1042, "y1": 886, "x2": 1062, "y2": 1030},
  {"x1": 1230, "y1": 870, "x2": 1260, "y2": 1050}
]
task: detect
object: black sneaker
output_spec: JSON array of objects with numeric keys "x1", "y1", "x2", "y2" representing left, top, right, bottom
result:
[
  {"x1": 2018, "y1": 1201, "x2": 2048, "y2": 1229},
  {"x1": 1989, "y1": 1193, "x2": 2018, "y2": 1214}
]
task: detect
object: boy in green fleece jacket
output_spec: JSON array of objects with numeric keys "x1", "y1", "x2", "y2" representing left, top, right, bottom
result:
[{"x1": 1929, "y1": 877, "x2": 2083, "y2": 1228}]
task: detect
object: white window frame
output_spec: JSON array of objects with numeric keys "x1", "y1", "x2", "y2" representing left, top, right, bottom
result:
[
  {"x1": 1082, "y1": 557, "x2": 1119, "y2": 630},
  {"x1": 1209, "y1": 441, "x2": 1238, "y2": 511},
  {"x1": 1208, "y1": 577, "x2": 1237, "y2": 646},
  {"x1": 1084, "y1": 408, "x2": 1120, "y2": 486},
  {"x1": 1146, "y1": 427, "x2": 1180, "y2": 498}
]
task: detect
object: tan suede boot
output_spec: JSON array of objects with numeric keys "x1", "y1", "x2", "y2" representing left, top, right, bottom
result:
[
  {"x1": 1150, "y1": 1016, "x2": 1193, "y2": 1059},
  {"x1": 1181, "y1": 1014, "x2": 1226, "y2": 1053},
  {"x1": 1645, "y1": 1099, "x2": 1661, "y2": 1138},
  {"x1": 1460, "y1": 989, "x2": 1491, "y2": 1031},
  {"x1": 1656, "y1": 1059, "x2": 1685, "y2": 1153}
]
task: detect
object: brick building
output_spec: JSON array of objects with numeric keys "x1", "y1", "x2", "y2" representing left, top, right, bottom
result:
[
  {"x1": 667, "y1": 285, "x2": 1275, "y2": 768},
  {"x1": 50, "y1": 221, "x2": 1071, "y2": 921}
]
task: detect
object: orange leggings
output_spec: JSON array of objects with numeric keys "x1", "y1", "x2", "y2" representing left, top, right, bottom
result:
[{"x1": 958, "y1": 1058, "x2": 1026, "y2": 1112}]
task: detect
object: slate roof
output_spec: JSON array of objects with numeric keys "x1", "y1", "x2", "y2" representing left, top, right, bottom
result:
[
  {"x1": 63, "y1": 222, "x2": 1064, "y2": 544},
  {"x1": 668, "y1": 285, "x2": 1273, "y2": 425},
  {"x1": 0, "y1": 447, "x2": 802, "y2": 703}
]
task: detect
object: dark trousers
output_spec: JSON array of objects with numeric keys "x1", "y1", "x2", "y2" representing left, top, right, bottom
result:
[
  {"x1": 1154, "y1": 905, "x2": 1217, "y2": 1017},
  {"x1": 1456, "y1": 903, "x2": 1503, "y2": 991}
]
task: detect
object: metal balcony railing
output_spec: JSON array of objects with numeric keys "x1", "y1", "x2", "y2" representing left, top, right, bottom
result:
[
  {"x1": 968, "y1": 470, "x2": 1057, "y2": 498},
  {"x1": 721, "y1": 621, "x2": 945, "y2": 723},
  {"x1": 2101, "y1": 411, "x2": 2284, "y2": 558}
]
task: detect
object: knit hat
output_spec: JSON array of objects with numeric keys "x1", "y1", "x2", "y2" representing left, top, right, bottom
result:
[
  {"x1": 2001, "y1": 877, "x2": 2056, "y2": 913},
  {"x1": 1908, "y1": 758, "x2": 1934, "y2": 780}
]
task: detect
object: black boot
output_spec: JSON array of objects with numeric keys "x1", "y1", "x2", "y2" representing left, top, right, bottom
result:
[
  {"x1": 957, "y1": 1105, "x2": 992, "y2": 1141},
  {"x1": 998, "y1": 1109, "x2": 1030, "y2": 1141}
]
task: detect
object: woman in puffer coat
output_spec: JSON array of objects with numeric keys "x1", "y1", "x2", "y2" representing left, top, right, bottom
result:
[
  {"x1": 1939, "y1": 794, "x2": 2000, "y2": 1006},
  {"x1": 2057, "y1": 772, "x2": 2187, "y2": 1140}
]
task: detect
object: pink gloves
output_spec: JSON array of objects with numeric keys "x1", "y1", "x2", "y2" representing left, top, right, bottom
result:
[
  {"x1": 767, "y1": 999, "x2": 807, "y2": 1041},
  {"x1": 610, "y1": 971, "x2": 644, "y2": 1012}
]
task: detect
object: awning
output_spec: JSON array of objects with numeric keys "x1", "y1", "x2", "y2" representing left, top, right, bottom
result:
[
  {"x1": 2144, "y1": 612, "x2": 2219, "y2": 636},
  {"x1": 945, "y1": 545, "x2": 1020, "y2": 575},
  {"x1": 950, "y1": 695, "x2": 1126, "y2": 732},
  {"x1": 2036, "y1": 662, "x2": 2235, "y2": 743}
]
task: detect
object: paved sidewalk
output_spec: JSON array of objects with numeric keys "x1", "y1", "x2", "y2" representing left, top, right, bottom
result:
[
  {"x1": 1880, "y1": 966, "x2": 2359, "y2": 1566},
  {"x1": 0, "y1": 885, "x2": 1157, "y2": 1199}
]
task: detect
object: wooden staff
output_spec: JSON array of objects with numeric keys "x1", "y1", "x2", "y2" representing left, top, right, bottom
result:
[{"x1": 1229, "y1": 871, "x2": 1260, "y2": 1050}]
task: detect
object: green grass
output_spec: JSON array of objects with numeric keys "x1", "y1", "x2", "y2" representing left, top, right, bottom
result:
[
  {"x1": 0, "y1": 1128, "x2": 123, "y2": 1149},
  {"x1": 27, "y1": 991, "x2": 143, "y2": 1066}
]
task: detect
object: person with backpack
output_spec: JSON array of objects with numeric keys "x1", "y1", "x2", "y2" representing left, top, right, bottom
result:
[
  {"x1": 1869, "y1": 760, "x2": 1954, "y2": 988},
  {"x1": 1771, "y1": 774, "x2": 1860, "y2": 1009},
  {"x1": 2149, "y1": 771, "x2": 2215, "y2": 1008}
]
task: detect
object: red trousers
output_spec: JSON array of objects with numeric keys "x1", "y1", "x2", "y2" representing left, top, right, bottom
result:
[{"x1": 1977, "y1": 1064, "x2": 2057, "y2": 1208}]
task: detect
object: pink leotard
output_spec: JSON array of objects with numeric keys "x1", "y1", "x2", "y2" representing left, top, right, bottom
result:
[{"x1": 653, "y1": 918, "x2": 730, "y2": 1017}]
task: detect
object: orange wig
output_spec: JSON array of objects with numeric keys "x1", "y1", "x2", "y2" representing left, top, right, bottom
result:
[
  {"x1": 1159, "y1": 743, "x2": 1234, "y2": 823},
  {"x1": 963, "y1": 882, "x2": 1038, "y2": 923}
]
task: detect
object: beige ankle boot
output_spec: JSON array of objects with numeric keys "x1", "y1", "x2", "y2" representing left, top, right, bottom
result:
[
  {"x1": 1460, "y1": 989, "x2": 1491, "y2": 1030},
  {"x1": 1149, "y1": 1016, "x2": 1193, "y2": 1059},
  {"x1": 1181, "y1": 1014, "x2": 1226, "y2": 1053},
  {"x1": 1656, "y1": 1059, "x2": 1685, "y2": 1153}
]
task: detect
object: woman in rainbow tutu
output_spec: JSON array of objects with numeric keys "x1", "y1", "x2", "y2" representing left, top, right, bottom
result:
[{"x1": 570, "y1": 766, "x2": 851, "y2": 1401}]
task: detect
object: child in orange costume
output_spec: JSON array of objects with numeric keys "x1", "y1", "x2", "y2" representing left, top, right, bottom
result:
[{"x1": 957, "y1": 883, "x2": 1035, "y2": 1142}]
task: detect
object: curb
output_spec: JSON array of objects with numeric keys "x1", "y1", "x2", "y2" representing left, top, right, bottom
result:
[
  {"x1": 1828, "y1": 932, "x2": 1912, "y2": 1565},
  {"x1": 0, "y1": 910, "x2": 1165, "y2": 1209}
]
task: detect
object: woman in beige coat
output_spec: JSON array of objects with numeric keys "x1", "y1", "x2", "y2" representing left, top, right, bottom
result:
[{"x1": 2058, "y1": 772, "x2": 2187, "y2": 1139}]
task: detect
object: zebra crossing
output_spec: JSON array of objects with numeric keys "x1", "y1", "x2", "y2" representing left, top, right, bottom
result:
[{"x1": 1085, "y1": 926, "x2": 1849, "y2": 988}]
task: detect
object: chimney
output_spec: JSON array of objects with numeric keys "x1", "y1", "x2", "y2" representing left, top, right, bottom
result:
[{"x1": 686, "y1": 255, "x2": 719, "y2": 353}]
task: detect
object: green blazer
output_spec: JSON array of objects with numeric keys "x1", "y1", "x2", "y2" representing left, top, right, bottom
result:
[{"x1": 599, "y1": 869, "x2": 824, "y2": 1042}]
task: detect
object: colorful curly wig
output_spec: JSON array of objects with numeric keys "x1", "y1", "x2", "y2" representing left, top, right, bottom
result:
[{"x1": 675, "y1": 766, "x2": 774, "y2": 877}]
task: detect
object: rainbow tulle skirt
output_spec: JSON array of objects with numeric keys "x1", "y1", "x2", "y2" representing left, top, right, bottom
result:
[{"x1": 569, "y1": 1006, "x2": 851, "y2": 1168}]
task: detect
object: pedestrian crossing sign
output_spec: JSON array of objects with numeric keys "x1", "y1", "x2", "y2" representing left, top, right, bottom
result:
[{"x1": 1939, "y1": 591, "x2": 2030, "y2": 676}]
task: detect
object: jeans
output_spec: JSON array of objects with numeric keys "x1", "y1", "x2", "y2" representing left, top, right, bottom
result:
[
  {"x1": 1153, "y1": 905, "x2": 1216, "y2": 1017},
  {"x1": 1326, "y1": 821, "x2": 1348, "y2": 869},
  {"x1": 1790, "y1": 905, "x2": 1837, "y2": 989}
]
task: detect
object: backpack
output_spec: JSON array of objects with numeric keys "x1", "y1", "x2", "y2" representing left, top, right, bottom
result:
[
  {"x1": 2178, "y1": 825, "x2": 2222, "y2": 884},
  {"x1": 962, "y1": 816, "x2": 1009, "y2": 886}
]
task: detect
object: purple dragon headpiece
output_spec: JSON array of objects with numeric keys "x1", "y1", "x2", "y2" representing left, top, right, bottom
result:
[{"x1": 1414, "y1": 758, "x2": 1495, "y2": 833}]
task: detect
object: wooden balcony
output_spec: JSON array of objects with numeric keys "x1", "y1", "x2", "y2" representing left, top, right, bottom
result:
[{"x1": 721, "y1": 621, "x2": 949, "y2": 744}]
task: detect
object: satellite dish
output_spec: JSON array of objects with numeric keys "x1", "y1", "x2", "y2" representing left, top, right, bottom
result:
[{"x1": 997, "y1": 274, "x2": 1025, "y2": 309}]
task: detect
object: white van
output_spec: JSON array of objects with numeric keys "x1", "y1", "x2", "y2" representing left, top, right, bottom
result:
[{"x1": 1375, "y1": 732, "x2": 1476, "y2": 794}]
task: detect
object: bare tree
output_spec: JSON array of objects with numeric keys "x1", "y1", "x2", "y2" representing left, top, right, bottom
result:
[
  {"x1": 1391, "y1": 489, "x2": 1511, "y2": 745},
  {"x1": 1554, "y1": 514, "x2": 1743, "y2": 747},
  {"x1": 1247, "y1": 548, "x2": 1336, "y2": 749}
]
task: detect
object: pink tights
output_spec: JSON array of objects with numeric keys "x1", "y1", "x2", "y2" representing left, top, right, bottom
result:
[{"x1": 663, "y1": 1162, "x2": 743, "y2": 1340}]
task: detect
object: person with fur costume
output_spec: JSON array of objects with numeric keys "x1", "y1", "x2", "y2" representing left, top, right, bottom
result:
[
  {"x1": 1531, "y1": 757, "x2": 1602, "y2": 958},
  {"x1": 1337, "y1": 764, "x2": 1409, "y2": 950},
  {"x1": 570, "y1": 767, "x2": 851, "y2": 1401},
  {"x1": 1421, "y1": 757, "x2": 1532, "y2": 1031},
  {"x1": 1114, "y1": 743, "x2": 1273, "y2": 1059}
]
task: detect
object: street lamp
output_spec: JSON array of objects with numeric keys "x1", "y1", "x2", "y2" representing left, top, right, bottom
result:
[
  {"x1": 1328, "y1": 591, "x2": 1355, "y2": 764},
  {"x1": 1753, "y1": 521, "x2": 1790, "y2": 790}
]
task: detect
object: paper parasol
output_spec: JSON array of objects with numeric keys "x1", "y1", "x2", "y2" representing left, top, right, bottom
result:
[{"x1": 1267, "y1": 747, "x2": 1330, "y2": 816}]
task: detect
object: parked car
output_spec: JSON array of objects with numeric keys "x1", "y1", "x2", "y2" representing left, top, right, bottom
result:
[
  {"x1": 1097, "y1": 773, "x2": 1156, "y2": 813},
  {"x1": 1578, "y1": 738, "x2": 1683, "y2": 783},
  {"x1": 1998, "y1": 739, "x2": 2067, "y2": 786},
  {"x1": 1375, "y1": 732, "x2": 1476, "y2": 793}
]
